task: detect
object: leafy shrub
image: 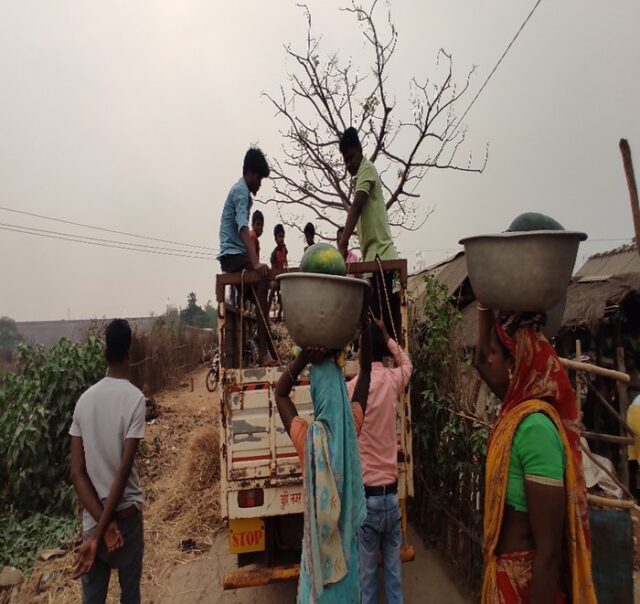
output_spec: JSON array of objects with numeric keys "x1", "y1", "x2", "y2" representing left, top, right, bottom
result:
[
  {"x1": 410, "y1": 275, "x2": 488, "y2": 591},
  {"x1": 0, "y1": 512, "x2": 77, "y2": 571},
  {"x1": 0, "y1": 337, "x2": 106, "y2": 514}
]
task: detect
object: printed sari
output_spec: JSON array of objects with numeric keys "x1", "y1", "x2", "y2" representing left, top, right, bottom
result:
[
  {"x1": 296, "y1": 359, "x2": 366, "y2": 603},
  {"x1": 481, "y1": 317, "x2": 597, "y2": 603}
]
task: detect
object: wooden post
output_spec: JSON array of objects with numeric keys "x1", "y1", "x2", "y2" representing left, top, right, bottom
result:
[
  {"x1": 617, "y1": 346, "x2": 630, "y2": 490},
  {"x1": 575, "y1": 339, "x2": 583, "y2": 417},
  {"x1": 619, "y1": 139, "x2": 640, "y2": 254}
]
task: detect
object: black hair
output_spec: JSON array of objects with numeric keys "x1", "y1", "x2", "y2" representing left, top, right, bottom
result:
[
  {"x1": 337, "y1": 226, "x2": 344, "y2": 237},
  {"x1": 252, "y1": 210, "x2": 264, "y2": 225},
  {"x1": 339, "y1": 127, "x2": 361, "y2": 155},
  {"x1": 371, "y1": 322, "x2": 389, "y2": 362},
  {"x1": 105, "y1": 319, "x2": 132, "y2": 364},
  {"x1": 243, "y1": 147, "x2": 270, "y2": 178},
  {"x1": 304, "y1": 222, "x2": 315, "y2": 236},
  {"x1": 274, "y1": 223, "x2": 285, "y2": 237}
]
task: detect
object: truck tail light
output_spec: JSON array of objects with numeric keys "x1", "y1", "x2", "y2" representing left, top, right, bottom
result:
[{"x1": 238, "y1": 488, "x2": 264, "y2": 508}]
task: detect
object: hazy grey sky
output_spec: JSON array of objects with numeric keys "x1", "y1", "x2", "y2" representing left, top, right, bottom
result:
[{"x1": 1, "y1": 0, "x2": 638, "y2": 321}]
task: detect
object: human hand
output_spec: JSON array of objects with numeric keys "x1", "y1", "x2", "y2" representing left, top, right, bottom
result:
[
  {"x1": 253, "y1": 262, "x2": 269, "y2": 278},
  {"x1": 338, "y1": 239, "x2": 348, "y2": 260},
  {"x1": 104, "y1": 521, "x2": 123, "y2": 553},
  {"x1": 370, "y1": 312, "x2": 390, "y2": 341},
  {"x1": 72, "y1": 538, "x2": 97, "y2": 579},
  {"x1": 301, "y1": 346, "x2": 328, "y2": 365}
]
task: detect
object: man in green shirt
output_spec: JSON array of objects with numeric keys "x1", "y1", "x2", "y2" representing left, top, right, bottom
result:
[{"x1": 338, "y1": 127, "x2": 400, "y2": 341}]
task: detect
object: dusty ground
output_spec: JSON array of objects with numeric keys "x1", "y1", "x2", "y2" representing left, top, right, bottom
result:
[
  {"x1": 155, "y1": 523, "x2": 472, "y2": 604},
  {"x1": 9, "y1": 365, "x2": 473, "y2": 603}
]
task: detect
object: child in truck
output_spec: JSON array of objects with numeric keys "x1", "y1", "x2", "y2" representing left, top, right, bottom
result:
[
  {"x1": 275, "y1": 308, "x2": 372, "y2": 603},
  {"x1": 268, "y1": 223, "x2": 288, "y2": 322},
  {"x1": 249, "y1": 210, "x2": 264, "y2": 261},
  {"x1": 303, "y1": 222, "x2": 316, "y2": 251}
]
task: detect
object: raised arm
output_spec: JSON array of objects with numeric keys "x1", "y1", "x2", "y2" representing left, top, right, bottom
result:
[
  {"x1": 351, "y1": 321, "x2": 372, "y2": 414},
  {"x1": 275, "y1": 353, "x2": 308, "y2": 436},
  {"x1": 473, "y1": 304, "x2": 494, "y2": 382},
  {"x1": 339, "y1": 190, "x2": 367, "y2": 258}
]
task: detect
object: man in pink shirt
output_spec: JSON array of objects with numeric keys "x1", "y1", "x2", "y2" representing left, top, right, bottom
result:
[{"x1": 347, "y1": 317, "x2": 412, "y2": 604}]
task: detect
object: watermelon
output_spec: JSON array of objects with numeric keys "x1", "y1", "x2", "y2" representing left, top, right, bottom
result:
[
  {"x1": 507, "y1": 212, "x2": 564, "y2": 232},
  {"x1": 300, "y1": 243, "x2": 347, "y2": 276}
]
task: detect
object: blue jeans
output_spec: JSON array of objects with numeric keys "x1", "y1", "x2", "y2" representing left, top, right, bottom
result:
[
  {"x1": 358, "y1": 493, "x2": 403, "y2": 604},
  {"x1": 81, "y1": 512, "x2": 144, "y2": 604}
]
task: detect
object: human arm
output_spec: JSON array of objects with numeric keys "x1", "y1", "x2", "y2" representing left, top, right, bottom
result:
[
  {"x1": 240, "y1": 228, "x2": 268, "y2": 277},
  {"x1": 69, "y1": 437, "x2": 123, "y2": 552},
  {"x1": 473, "y1": 303, "x2": 493, "y2": 382},
  {"x1": 275, "y1": 348, "x2": 329, "y2": 435},
  {"x1": 351, "y1": 320, "x2": 372, "y2": 415},
  {"x1": 526, "y1": 482, "x2": 565, "y2": 602},
  {"x1": 521, "y1": 415, "x2": 566, "y2": 602},
  {"x1": 275, "y1": 353, "x2": 308, "y2": 436},
  {"x1": 73, "y1": 438, "x2": 140, "y2": 578},
  {"x1": 374, "y1": 317, "x2": 412, "y2": 393},
  {"x1": 339, "y1": 190, "x2": 367, "y2": 258}
]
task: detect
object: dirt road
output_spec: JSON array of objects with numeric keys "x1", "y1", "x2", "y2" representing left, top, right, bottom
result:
[{"x1": 154, "y1": 523, "x2": 472, "y2": 604}]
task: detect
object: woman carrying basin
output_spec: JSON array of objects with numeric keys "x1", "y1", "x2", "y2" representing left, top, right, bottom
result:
[{"x1": 463, "y1": 214, "x2": 597, "y2": 603}]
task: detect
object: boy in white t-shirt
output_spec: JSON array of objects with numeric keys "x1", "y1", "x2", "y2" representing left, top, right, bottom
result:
[{"x1": 69, "y1": 319, "x2": 145, "y2": 603}]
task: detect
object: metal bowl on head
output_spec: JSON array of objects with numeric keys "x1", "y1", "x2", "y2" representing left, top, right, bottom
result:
[
  {"x1": 460, "y1": 230, "x2": 587, "y2": 312},
  {"x1": 276, "y1": 273, "x2": 370, "y2": 350}
]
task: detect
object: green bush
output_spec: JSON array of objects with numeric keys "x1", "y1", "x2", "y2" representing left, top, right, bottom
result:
[
  {"x1": 0, "y1": 512, "x2": 77, "y2": 571},
  {"x1": 0, "y1": 337, "x2": 106, "y2": 514},
  {"x1": 410, "y1": 275, "x2": 488, "y2": 592}
]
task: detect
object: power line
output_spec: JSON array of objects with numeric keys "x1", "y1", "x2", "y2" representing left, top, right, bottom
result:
[
  {"x1": 0, "y1": 221, "x2": 216, "y2": 257},
  {"x1": 0, "y1": 205, "x2": 218, "y2": 252},
  {"x1": 0, "y1": 225, "x2": 216, "y2": 260},
  {"x1": 433, "y1": 0, "x2": 544, "y2": 165}
]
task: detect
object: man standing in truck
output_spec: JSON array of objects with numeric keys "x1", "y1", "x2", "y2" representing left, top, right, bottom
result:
[
  {"x1": 217, "y1": 147, "x2": 277, "y2": 365},
  {"x1": 337, "y1": 127, "x2": 400, "y2": 341},
  {"x1": 347, "y1": 316, "x2": 413, "y2": 604}
]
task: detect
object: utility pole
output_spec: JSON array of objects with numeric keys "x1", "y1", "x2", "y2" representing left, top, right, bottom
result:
[{"x1": 619, "y1": 139, "x2": 640, "y2": 255}]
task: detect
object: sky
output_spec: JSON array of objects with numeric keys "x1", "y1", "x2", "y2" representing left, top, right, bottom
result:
[{"x1": 0, "y1": 0, "x2": 639, "y2": 321}]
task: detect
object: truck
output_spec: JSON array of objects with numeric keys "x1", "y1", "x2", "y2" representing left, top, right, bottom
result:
[{"x1": 214, "y1": 259, "x2": 414, "y2": 589}]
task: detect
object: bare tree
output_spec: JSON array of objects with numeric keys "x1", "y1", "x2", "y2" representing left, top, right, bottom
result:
[{"x1": 263, "y1": 1, "x2": 487, "y2": 240}]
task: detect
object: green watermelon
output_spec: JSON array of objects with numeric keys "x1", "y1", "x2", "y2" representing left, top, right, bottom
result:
[
  {"x1": 300, "y1": 243, "x2": 347, "y2": 276},
  {"x1": 507, "y1": 212, "x2": 565, "y2": 232}
]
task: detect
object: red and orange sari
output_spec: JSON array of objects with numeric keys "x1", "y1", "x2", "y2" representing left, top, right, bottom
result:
[{"x1": 481, "y1": 318, "x2": 597, "y2": 604}]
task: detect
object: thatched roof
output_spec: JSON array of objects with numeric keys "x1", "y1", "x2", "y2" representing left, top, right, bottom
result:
[
  {"x1": 408, "y1": 251, "x2": 467, "y2": 302},
  {"x1": 576, "y1": 243, "x2": 640, "y2": 277},
  {"x1": 560, "y1": 272, "x2": 640, "y2": 332}
]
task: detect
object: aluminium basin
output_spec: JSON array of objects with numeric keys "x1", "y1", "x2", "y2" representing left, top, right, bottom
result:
[
  {"x1": 276, "y1": 272, "x2": 370, "y2": 350},
  {"x1": 459, "y1": 230, "x2": 587, "y2": 312}
]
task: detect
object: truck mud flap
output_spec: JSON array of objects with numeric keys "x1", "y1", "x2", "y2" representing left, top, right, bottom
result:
[{"x1": 222, "y1": 546, "x2": 415, "y2": 590}]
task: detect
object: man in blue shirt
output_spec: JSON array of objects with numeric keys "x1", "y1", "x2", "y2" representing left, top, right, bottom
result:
[{"x1": 218, "y1": 147, "x2": 276, "y2": 365}]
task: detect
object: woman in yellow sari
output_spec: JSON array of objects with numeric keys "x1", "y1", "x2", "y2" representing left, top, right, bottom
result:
[{"x1": 474, "y1": 308, "x2": 597, "y2": 603}]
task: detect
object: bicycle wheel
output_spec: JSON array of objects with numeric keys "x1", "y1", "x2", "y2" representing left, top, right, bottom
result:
[{"x1": 206, "y1": 368, "x2": 219, "y2": 392}]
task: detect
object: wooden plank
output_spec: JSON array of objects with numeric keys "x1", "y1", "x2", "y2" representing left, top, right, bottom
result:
[
  {"x1": 215, "y1": 259, "x2": 409, "y2": 301},
  {"x1": 619, "y1": 138, "x2": 640, "y2": 255},
  {"x1": 581, "y1": 443, "x2": 635, "y2": 500},
  {"x1": 582, "y1": 431, "x2": 634, "y2": 445},
  {"x1": 617, "y1": 347, "x2": 631, "y2": 490},
  {"x1": 560, "y1": 357, "x2": 630, "y2": 383},
  {"x1": 588, "y1": 494, "x2": 636, "y2": 510},
  {"x1": 585, "y1": 380, "x2": 634, "y2": 435},
  {"x1": 576, "y1": 339, "x2": 583, "y2": 416}
]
